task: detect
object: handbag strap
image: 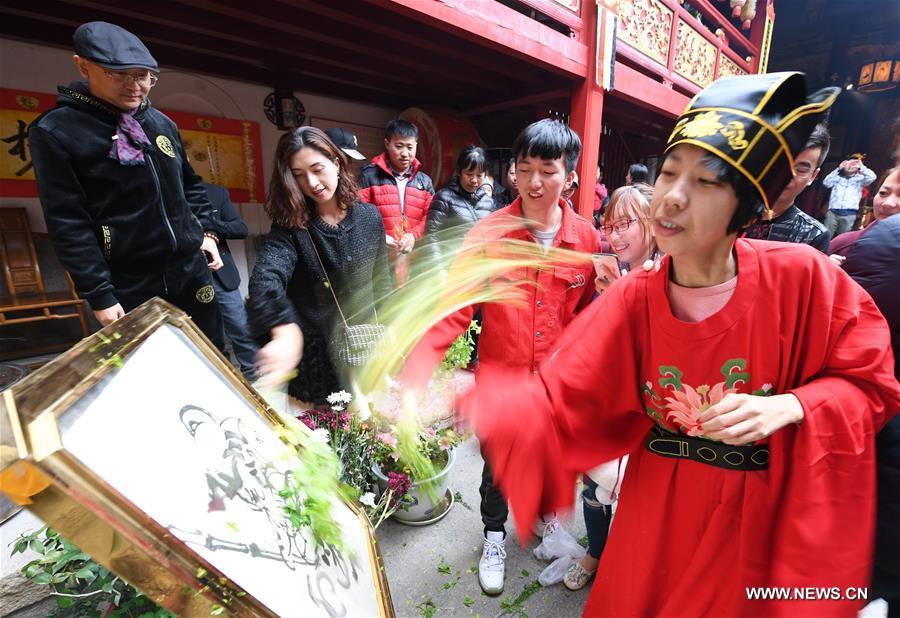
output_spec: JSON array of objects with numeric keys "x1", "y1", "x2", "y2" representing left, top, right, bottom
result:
[{"x1": 304, "y1": 228, "x2": 350, "y2": 329}]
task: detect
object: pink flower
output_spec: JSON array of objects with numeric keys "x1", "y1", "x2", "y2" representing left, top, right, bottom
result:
[
  {"x1": 424, "y1": 427, "x2": 437, "y2": 439},
  {"x1": 438, "y1": 436, "x2": 454, "y2": 451},
  {"x1": 664, "y1": 382, "x2": 735, "y2": 436},
  {"x1": 387, "y1": 471, "x2": 412, "y2": 506},
  {"x1": 377, "y1": 432, "x2": 398, "y2": 449}
]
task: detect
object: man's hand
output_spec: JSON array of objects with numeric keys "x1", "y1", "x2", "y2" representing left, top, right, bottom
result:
[
  {"x1": 255, "y1": 323, "x2": 304, "y2": 386},
  {"x1": 828, "y1": 253, "x2": 846, "y2": 267},
  {"x1": 93, "y1": 303, "x2": 125, "y2": 326},
  {"x1": 398, "y1": 232, "x2": 415, "y2": 254},
  {"x1": 386, "y1": 235, "x2": 397, "y2": 247},
  {"x1": 201, "y1": 236, "x2": 224, "y2": 270},
  {"x1": 698, "y1": 393, "x2": 804, "y2": 445}
]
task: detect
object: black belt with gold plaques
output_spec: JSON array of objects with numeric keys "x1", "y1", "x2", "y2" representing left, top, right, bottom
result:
[{"x1": 644, "y1": 425, "x2": 769, "y2": 471}]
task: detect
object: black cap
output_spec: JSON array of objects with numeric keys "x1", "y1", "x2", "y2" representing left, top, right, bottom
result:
[
  {"x1": 325, "y1": 127, "x2": 366, "y2": 161},
  {"x1": 666, "y1": 72, "x2": 838, "y2": 218},
  {"x1": 73, "y1": 21, "x2": 159, "y2": 72}
]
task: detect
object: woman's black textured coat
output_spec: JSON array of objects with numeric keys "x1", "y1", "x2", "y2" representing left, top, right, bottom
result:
[{"x1": 247, "y1": 202, "x2": 391, "y2": 404}]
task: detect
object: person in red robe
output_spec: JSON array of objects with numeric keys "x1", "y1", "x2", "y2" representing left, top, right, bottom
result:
[{"x1": 459, "y1": 72, "x2": 900, "y2": 616}]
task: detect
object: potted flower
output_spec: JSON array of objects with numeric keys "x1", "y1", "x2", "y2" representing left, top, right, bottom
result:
[{"x1": 370, "y1": 424, "x2": 462, "y2": 524}]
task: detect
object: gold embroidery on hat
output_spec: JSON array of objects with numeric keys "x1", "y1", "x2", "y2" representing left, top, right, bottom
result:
[
  {"x1": 683, "y1": 107, "x2": 794, "y2": 170},
  {"x1": 678, "y1": 111, "x2": 725, "y2": 139},
  {"x1": 664, "y1": 138, "x2": 771, "y2": 215},
  {"x1": 155, "y1": 135, "x2": 176, "y2": 158},
  {"x1": 721, "y1": 121, "x2": 749, "y2": 150},
  {"x1": 196, "y1": 285, "x2": 215, "y2": 303}
]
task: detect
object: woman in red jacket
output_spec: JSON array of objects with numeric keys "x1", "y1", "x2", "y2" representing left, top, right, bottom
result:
[{"x1": 462, "y1": 73, "x2": 899, "y2": 617}]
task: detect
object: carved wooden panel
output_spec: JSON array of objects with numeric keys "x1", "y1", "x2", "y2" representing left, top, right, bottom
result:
[
  {"x1": 718, "y1": 54, "x2": 747, "y2": 79},
  {"x1": 616, "y1": 0, "x2": 674, "y2": 66},
  {"x1": 674, "y1": 19, "x2": 717, "y2": 87}
]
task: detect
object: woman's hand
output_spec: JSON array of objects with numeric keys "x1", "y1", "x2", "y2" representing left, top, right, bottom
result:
[
  {"x1": 594, "y1": 261, "x2": 622, "y2": 293},
  {"x1": 255, "y1": 323, "x2": 304, "y2": 386},
  {"x1": 828, "y1": 253, "x2": 846, "y2": 267},
  {"x1": 698, "y1": 393, "x2": 804, "y2": 445}
]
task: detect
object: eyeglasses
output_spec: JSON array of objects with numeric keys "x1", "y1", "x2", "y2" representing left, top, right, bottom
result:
[
  {"x1": 103, "y1": 70, "x2": 159, "y2": 87},
  {"x1": 600, "y1": 218, "x2": 640, "y2": 236}
]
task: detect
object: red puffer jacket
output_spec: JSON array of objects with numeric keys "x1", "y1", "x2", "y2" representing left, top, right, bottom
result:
[
  {"x1": 402, "y1": 198, "x2": 602, "y2": 388},
  {"x1": 358, "y1": 152, "x2": 435, "y2": 241}
]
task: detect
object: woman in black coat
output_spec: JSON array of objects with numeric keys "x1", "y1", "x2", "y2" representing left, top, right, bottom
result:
[
  {"x1": 422, "y1": 146, "x2": 500, "y2": 268},
  {"x1": 247, "y1": 127, "x2": 391, "y2": 405}
]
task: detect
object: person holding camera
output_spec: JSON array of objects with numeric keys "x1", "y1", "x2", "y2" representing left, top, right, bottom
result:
[{"x1": 822, "y1": 153, "x2": 876, "y2": 237}]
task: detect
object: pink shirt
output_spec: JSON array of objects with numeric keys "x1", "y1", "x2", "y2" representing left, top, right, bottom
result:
[{"x1": 667, "y1": 276, "x2": 738, "y2": 323}]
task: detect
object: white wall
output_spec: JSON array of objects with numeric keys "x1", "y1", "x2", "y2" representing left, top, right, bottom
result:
[{"x1": 0, "y1": 37, "x2": 398, "y2": 296}]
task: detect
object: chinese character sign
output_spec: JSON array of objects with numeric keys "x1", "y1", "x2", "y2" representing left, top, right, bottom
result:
[
  {"x1": 0, "y1": 88, "x2": 56, "y2": 197},
  {"x1": 0, "y1": 88, "x2": 265, "y2": 204}
]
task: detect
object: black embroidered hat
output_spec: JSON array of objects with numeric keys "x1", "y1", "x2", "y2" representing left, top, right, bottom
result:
[
  {"x1": 665, "y1": 72, "x2": 839, "y2": 219},
  {"x1": 73, "y1": 21, "x2": 159, "y2": 72}
]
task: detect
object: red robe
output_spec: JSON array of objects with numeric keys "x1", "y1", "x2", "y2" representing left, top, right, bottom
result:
[{"x1": 462, "y1": 239, "x2": 900, "y2": 616}]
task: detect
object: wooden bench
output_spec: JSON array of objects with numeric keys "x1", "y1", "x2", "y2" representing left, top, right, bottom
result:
[{"x1": 0, "y1": 208, "x2": 90, "y2": 358}]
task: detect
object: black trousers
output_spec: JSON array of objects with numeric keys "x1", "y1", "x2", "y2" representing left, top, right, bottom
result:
[
  {"x1": 112, "y1": 252, "x2": 225, "y2": 352},
  {"x1": 480, "y1": 454, "x2": 509, "y2": 533}
]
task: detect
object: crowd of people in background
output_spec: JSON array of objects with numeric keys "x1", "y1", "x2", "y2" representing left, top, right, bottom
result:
[{"x1": 25, "y1": 20, "x2": 900, "y2": 618}]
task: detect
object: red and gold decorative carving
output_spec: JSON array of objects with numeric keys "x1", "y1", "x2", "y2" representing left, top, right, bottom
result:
[
  {"x1": 551, "y1": 0, "x2": 580, "y2": 11},
  {"x1": 718, "y1": 54, "x2": 747, "y2": 79},
  {"x1": 673, "y1": 19, "x2": 717, "y2": 86},
  {"x1": 616, "y1": 0, "x2": 673, "y2": 66}
]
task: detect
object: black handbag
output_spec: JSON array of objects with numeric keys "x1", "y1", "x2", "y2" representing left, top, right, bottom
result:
[{"x1": 306, "y1": 229, "x2": 385, "y2": 367}]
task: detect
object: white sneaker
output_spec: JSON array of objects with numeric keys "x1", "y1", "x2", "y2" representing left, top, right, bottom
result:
[
  {"x1": 478, "y1": 532, "x2": 506, "y2": 595},
  {"x1": 532, "y1": 513, "x2": 561, "y2": 538}
]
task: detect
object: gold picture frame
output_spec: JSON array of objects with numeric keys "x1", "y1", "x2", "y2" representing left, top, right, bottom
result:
[{"x1": 0, "y1": 298, "x2": 393, "y2": 617}]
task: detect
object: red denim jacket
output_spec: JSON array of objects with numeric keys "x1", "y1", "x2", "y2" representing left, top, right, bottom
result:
[{"x1": 403, "y1": 197, "x2": 601, "y2": 387}]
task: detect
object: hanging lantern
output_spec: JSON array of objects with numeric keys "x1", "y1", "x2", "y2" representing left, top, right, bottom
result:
[{"x1": 857, "y1": 59, "x2": 900, "y2": 93}]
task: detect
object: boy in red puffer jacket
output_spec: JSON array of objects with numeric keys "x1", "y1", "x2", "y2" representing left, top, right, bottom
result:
[{"x1": 358, "y1": 119, "x2": 435, "y2": 285}]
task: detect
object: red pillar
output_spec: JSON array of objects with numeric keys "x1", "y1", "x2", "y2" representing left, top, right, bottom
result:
[{"x1": 569, "y1": 0, "x2": 606, "y2": 221}]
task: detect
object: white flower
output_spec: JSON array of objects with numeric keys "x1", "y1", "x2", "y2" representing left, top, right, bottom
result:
[
  {"x1": 360, "y1": 492, "x2": 377, "y2": 508},
  {"x1": 357, "y1": 405, "x2": 371, "y2": 421},
  {"x1": 327, "y1": 390, "x2": 353, "y2": 405},
  {"x1": 761, "y1": 383, "x2": 773, "y2": 393},
  {"x1": 310, "y1": 428, "x2": 330, "y2": 444}
]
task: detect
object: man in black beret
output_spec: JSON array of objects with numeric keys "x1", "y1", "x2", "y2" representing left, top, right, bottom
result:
[{"x1": 28, "y1": 21, "x2": 225, "y2": 349}]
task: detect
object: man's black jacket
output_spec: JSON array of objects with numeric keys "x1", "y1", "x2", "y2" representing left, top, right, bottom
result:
[
  {"x1": 203, "y1": 182, "x2": 247, "y2": 292},
  {"x1": 29, "y1": 82, "x2": 219, "y2": 310}
]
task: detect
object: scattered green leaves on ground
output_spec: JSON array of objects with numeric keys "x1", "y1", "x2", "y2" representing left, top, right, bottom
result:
[
  {"x1": 416, "y1": 596, "x2": 438, "y2": 618},
  {"x1": 499, "y1": 579, "x2": 541, "y2": 617},
  {"x1": 453, "y1": 490, "x2": 473, "y2": 511},
  {"x1": 463, "y1": 596, "x2": 475, "y2": 608},
  {"x1": 437, "y1": 557, "x2": 452, "y2": 575},
  {"x1": 520, "y1": 569, "x2": 530, "y2": 578},
  {"x1": 577, "y1": 535, "x2": 589, "y2": 548}
]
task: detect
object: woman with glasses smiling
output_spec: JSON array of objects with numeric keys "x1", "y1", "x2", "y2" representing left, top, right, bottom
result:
[{"x1": 594, "y1": 182, "x2": 660, "y2": 293}]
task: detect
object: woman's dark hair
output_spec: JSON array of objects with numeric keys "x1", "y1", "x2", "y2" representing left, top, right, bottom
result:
[
  {"x1": 628, "y1": 163, "x2": 649, "y2": 184},
  {"x1": 511, "y1": 119, "x2": 582, "y2": 174},
  {"x1": 265, "y1": 126, "x2": 359, "y2": 228},
  {"x1": 456, "y1": 145, "x2": 488, "y2": 174},
  {"x1": 701, "y1": 154, "x2": 765, "y2": 234},
  {"x1": 385, "y1": 119, "x2": 418, "y2": 141}
]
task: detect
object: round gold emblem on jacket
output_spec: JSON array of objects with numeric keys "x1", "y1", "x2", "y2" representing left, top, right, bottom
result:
[
  {"x1": 196, "y1": 285, "x2": 215, "y2": 304},
  {"x1": 155, "y1": 135, "x2": 176, "y2": 158}
]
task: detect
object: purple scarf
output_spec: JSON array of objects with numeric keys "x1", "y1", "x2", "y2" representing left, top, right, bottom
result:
[{"x1": 108, "y1": 110, "x2": 151, "y2": 166}]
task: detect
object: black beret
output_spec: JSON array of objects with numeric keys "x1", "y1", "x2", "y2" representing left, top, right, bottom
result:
[
  {"x1": 666, "y1": 72, "x2": 838, "y2": 218},
  {"x1": 73, "y1": 21, "x2": 158, "y2": 72}
]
